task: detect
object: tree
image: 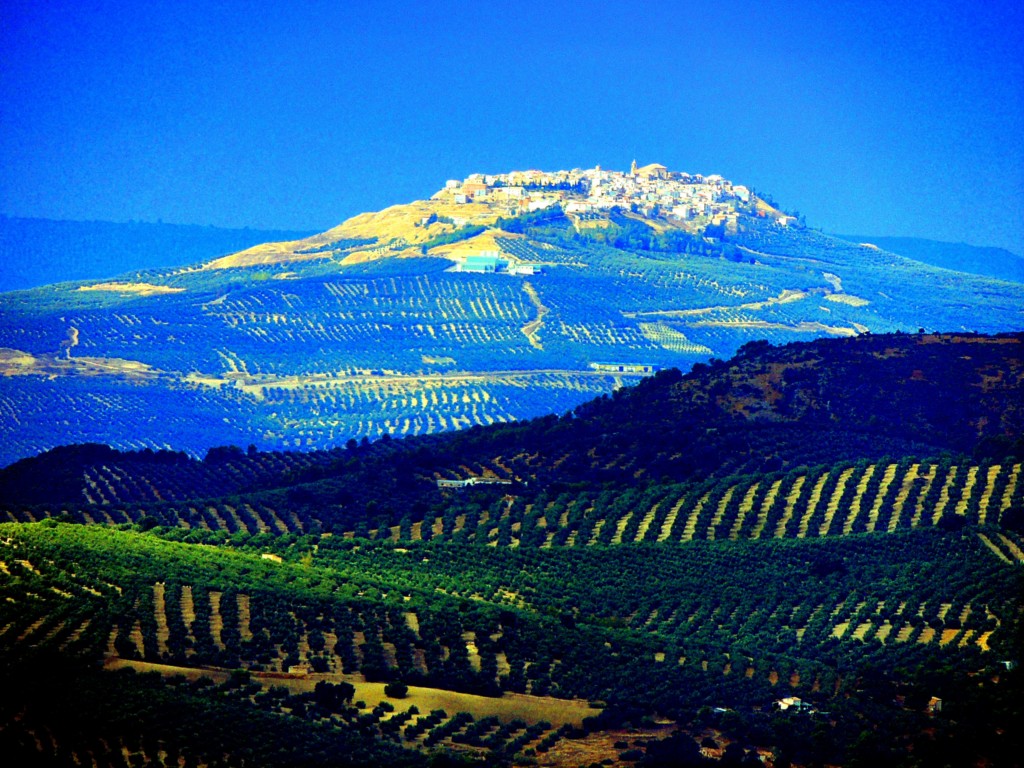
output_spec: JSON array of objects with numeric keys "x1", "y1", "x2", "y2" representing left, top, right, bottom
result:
[
  {"x1": 384, "y1": 682, "x2": 408, "y2": 699},
  {"x1": 204, "y1": 445, "x2": 244, "y2": 464},
  {"x1": 313, "y1": 680, "x2": 354, "y2": 711},
  {"x1": 639, "y1": 732, "x2": 709, "y2": 766}
]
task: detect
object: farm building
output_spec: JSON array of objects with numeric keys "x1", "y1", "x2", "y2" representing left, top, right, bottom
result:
[
  {"x1": 437, "y1": 477, "x2": 513, "y2": 489},
  {"x1": 590, "y1": 362, "x2": 661, "y2": 374},
  {"x1": 461, "y1": 253, "x2": 504, "y2": 273},
  {"x1": 775, "y1": 697, "x2": 812, "y2": 713}
]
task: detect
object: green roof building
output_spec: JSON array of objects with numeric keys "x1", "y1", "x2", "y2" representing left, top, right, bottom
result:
[{"x1": 462, "y1": 253, "x2": 502, "y2": 273}]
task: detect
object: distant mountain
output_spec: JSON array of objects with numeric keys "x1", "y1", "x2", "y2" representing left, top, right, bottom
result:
[
  {"x1": 833, "y1": 234, "x2": 1024, "y2": 284},
  {"x1": 1, "y1": 166, "x2": 1023, "y2": 467},
  {"x1": 0, "y1": 216, "x2": 318, "y2": 292}
]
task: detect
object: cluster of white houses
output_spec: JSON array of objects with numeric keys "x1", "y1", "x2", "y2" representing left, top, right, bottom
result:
[
  {"x1": 435, "y1": 162, "x2": 761, "y2": 228},
  {"x1": 436, "y1": 476, "x2": 514, "y2": 489}
]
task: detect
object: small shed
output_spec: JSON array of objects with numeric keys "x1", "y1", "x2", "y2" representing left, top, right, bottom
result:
[{"x1": 776, "y1": 696, "x2": 812, "y2": 712}]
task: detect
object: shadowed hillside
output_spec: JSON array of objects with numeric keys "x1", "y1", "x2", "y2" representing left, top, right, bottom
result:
[
  {"x1": 834, "y1": 234, "x2": 1024, "y2": 284},
  {"x1": 2, "y1": 331, "x2": 1021, "y2": 529}
]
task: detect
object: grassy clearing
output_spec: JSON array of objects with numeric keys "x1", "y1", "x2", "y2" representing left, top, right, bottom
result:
[{"x1": 105, "y1": 658, "x2": 593, "y2": 726}]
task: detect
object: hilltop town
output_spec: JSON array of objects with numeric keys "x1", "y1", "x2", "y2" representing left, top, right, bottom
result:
[
  {"x1": 208, "y1": 163, "x2": 793, "y2": 272},
  {"x1": 433, "y1": 162, "x2": 793, "y2": 233}
]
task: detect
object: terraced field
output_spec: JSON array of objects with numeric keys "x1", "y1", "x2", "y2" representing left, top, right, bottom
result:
[
  {"x1": 6, "y1": 457, "x2": 1019, "y2": 549},
  {"x1": 1, "y1": 514, "x2": 1020, "y2": 766}
]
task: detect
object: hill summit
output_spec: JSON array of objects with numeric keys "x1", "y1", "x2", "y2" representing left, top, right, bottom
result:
[{"x1": 207, "y1": 163, "x2": 784, "y2": 270}]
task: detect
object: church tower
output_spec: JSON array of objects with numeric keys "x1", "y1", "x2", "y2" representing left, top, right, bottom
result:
[{"x1": 630, "y1": 159, "x2": 637, "y2": 175}]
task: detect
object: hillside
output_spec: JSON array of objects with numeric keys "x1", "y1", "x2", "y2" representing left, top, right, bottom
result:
[
  {"x1": 1, "y1": 332, "x2": 1022, "y2": 767},
  {"x1": 834, "y1": 234, "x2": 1024, "y2": 284},
  {"x1": 3, "y1": 331, "x2": 1022, "y2": 511},
  {"x1": 1, "y1": 164, "x2": 1022, "y2": 467}
]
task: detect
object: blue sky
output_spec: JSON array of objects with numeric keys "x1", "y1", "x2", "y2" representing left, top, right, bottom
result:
[{"x1": 2, "y1": 0, "x2": 1022, "y2": 253}]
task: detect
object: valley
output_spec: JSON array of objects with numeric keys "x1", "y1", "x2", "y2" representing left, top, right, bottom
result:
[{"x1": 1, "y1": 330, "x2": 1022, "y2": 766}]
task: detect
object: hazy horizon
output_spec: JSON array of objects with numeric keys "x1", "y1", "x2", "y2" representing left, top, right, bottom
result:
[
  {"x1": 2, "y1": 1, "x2": 1022, "y2": 253},
  {"x1": 4, "y1": 210, "x2": 1023, "y2": 262}
]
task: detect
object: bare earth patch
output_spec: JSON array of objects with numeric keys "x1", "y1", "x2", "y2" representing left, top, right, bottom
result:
[
  {"x1": 0, "y1": 348, "x2": 157, "y2": 380},
  {"x1": 540, "y1": 724, "x2": 677, "y2": 767},
  {"x1": 78, "y1": 282, "x2": 184, "y2": 296},
  {"x1": 825, "y1": 293, "x2": 871, "y2": 307}
]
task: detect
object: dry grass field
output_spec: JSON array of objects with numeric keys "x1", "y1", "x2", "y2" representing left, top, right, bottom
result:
[{"x1": 105, "y1": 658, "x2": 592, "y2": 726}]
